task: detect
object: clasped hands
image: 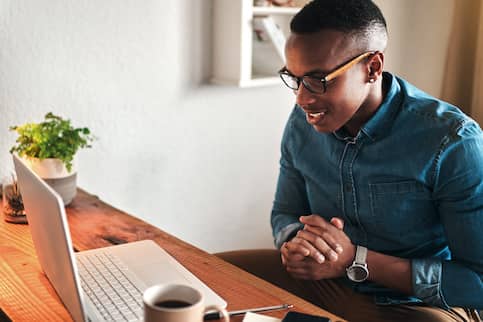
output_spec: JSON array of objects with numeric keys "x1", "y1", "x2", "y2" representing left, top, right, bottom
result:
[{"x1": 281, "y1": 215, "x2": 356, "y2": 280}]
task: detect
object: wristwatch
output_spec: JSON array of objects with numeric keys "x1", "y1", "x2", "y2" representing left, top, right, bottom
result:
[{"x1": 346, "y1": 245, "x2": 369, "y2": 282}]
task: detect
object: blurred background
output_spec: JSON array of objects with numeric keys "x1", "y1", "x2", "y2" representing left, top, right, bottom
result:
[{"x1": 1, "y1": 0, "x2": 482, "y2": 252}]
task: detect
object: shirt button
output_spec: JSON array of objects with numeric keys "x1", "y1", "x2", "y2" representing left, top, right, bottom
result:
[{"x1": 345, "y1": 183, "x2": 352, "y2": 192}]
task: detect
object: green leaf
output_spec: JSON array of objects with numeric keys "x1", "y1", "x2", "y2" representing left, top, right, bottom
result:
[{"x1": 9, "y1": 113, "x2": 95, "y2": 170}]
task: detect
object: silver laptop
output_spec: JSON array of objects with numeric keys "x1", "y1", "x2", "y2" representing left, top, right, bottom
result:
[{"x1": 13, "y1": 154, "x2": 226, "y2": 322}]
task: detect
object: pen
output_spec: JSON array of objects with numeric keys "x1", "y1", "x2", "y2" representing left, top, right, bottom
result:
[{"x1": 204, "y1": 303, "x2": 293, "y2": 320}]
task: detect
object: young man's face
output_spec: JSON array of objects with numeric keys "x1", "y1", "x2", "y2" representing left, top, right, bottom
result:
[{"x1": 284, "y1": 30, "x2": 374, "y2": 134}]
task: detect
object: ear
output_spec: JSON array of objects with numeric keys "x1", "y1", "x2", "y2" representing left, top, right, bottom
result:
[{"x1": 367, "y1": 51, "x2": 384, "y2": 82}]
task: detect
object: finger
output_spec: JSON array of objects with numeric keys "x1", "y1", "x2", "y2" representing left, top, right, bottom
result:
[
  {"x1": 330, "y1": 217, "x2": 344, "y2": 230},
  {"x1": 299, "y1": 214, "x2": 328, "y2": 228},
  {"x1": 281, "y1": 243, "x2": 287, "y2": 265},
  {"x1": 328, "y1": 218, "x2": 344, "y2": 253},
  {"x1": 284, "y1": 257, "x2": 310, "y2": 273},
  {"x1": 282, "y1": 241, "x2": 306, "y2": 261},
  {"x1": 285, "y1": 257, "x2": 312, "y2": 271},
  {"x1": 303, "y1": 225, "x2": 343, "y2": 256},
  {"x1": 286, "y1": 239, "x2": 322, "y2": 262},
  {"x1": 285, "y1": 261, "x2": 319, "y2": 280},
  {"x1": 304, "y1": 224, "x2": 343, "y2": 255},
  {"x1": 289, "y1": 237, "x2": 325, "y2": 264},
  {"x1": 281, "y1": 242, "x2": 291, "y2": 264},
  {"x1": 286, "y1": 237, "x2": 310, "y2": 256},
  {"x1": 297, "y1": 229, "x2": 339, "y2": 262},
  {"x1": 288, "y1": 251, "x2": 306, "y2": 261}
]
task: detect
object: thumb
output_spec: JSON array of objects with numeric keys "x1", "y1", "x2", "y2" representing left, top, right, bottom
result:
[{"x1": 330, "y1": 217, "x2": 344, "y2": 230}]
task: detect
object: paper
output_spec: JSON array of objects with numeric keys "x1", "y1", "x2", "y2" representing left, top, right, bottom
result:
[{"x1": 243, "y1": 311, "x2": 282, "y2": 322}]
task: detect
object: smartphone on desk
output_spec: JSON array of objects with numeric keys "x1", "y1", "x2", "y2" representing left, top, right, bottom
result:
[{"x1": 282, "y1": 311, "x2": 331, "y2": 322}]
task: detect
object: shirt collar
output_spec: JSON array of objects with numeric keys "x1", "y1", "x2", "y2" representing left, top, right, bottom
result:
[{"x1": 359, "y1": 72, "x2": 403, "y2": 141}]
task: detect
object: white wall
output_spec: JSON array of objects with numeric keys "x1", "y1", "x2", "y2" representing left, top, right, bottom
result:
[
  {"x1": 0, "y1": 0, "x2": 293, "y2": 252},
  {"x1": 0, "y1": 0, "x2": 455, "y2": 253},
  {"x1": 375, "y1": 0, "x2": 454, "y2": 97}
]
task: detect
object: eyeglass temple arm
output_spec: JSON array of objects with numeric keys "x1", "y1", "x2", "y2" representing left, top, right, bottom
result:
[{"x1": 324, "y1": 52, "x2": 375, "y2": 82}]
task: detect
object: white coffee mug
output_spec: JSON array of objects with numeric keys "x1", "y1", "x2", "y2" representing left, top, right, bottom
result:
[{"x1": 143, "y1": 284, "x2": 229, "y2": 322}]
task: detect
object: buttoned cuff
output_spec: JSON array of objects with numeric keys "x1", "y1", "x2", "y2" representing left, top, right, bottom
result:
[
  {"x1": 274, "y1": 223, "x2": 303, "y2": 249},
  {"x1": 411, "y1": 258, "x2": 450, "y2": 309}
]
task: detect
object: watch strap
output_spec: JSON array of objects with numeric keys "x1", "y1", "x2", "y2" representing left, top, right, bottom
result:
[{"x1": 354, "y1": 245, "x2": 367, "y2": 265}]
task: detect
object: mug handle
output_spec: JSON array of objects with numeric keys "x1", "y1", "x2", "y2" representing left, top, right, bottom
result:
[{"x1": 204, "y1": 305, "x2": 229, "y2": 322}]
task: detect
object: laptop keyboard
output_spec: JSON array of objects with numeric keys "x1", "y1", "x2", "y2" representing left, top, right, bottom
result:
[{"x1": 77, "y1": 252, "x2": 143, "y2": 322}]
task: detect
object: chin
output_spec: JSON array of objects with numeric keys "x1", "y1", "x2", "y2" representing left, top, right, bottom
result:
[{"x1": 312, "y1": 124, "x2": 335, "y2": 133}]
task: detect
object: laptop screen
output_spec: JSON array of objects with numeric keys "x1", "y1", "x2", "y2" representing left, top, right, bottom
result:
[{"x1": 13, "y1": 154, "x2": 86, "y2": 322}]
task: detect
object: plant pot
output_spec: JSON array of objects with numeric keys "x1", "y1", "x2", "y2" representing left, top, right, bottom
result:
[{"x1": 23, "y1": 157, "x2": 77, "y2": 205}]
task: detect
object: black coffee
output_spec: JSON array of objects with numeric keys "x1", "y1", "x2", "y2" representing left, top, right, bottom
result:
[{"x1": 154, "y1": 300, "x2": 191, "y2": 309}]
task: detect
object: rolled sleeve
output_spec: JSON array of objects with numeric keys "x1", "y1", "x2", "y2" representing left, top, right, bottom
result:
[
  {"x1": 411, "y1": 258, "x2": 450, "y2": 309},
  {"x1": 274, "y1": 222, "x2": 303, "y2": 249}
]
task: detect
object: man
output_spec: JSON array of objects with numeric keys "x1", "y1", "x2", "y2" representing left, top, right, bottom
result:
[{"x1": 217, "y1": 1, "x2": 483, "y2": 321}]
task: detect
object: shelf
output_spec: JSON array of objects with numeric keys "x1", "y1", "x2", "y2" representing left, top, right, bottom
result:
[
  {"x1": 211, "y1": 75, "x2": 282, "y2": 88},
  {"x1": 212, "y1": 0, "x2": 308, "y2": 88},
  {"x1": 252, "y1": 6, "x2": 301, "y2": 16}
]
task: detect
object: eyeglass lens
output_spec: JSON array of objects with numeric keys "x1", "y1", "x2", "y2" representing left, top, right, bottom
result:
[{"x1": 280, "y1": 73, "x2": 326, "y2": 94}]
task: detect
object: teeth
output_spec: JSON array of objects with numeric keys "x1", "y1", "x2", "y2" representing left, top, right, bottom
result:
[{"x1": 309, "y1": 111, "x2": 326, "y2": 117}]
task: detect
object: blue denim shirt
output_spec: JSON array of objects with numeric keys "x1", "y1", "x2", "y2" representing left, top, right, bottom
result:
[{"x1": 271, "y1": 72, "x2": 483, "y2": 309}]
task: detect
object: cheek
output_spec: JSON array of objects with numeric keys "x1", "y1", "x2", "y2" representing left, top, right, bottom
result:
[
  {"x1": 317, "y1": 86, "x2": 367, "y2": 129},
  {"x1": 330, "y1": 76, "x2": 367, "y2": 109},
  {"x1": 326, "y1": 86, "x2": 363, "y2": 113}
]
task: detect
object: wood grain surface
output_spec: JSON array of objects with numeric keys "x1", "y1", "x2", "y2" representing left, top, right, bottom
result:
[{"x1": 0, "y1": 189, "x2": 344, "y2": 322}]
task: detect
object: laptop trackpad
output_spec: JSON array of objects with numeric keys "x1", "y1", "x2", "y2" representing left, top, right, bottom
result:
[
  {"x1": 104, "y1": 240, "x2": 227, "y2": 308},
  {"x1": 109, "y1": 241, "x2": 193, "y2": 285},
  {"x1": 128, "y1": 258, "x2": 193, "y2": 286}
]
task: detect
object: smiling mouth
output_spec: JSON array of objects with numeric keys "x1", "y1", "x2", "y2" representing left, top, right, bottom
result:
[{"x1": 308, "y1": 111, "x2": 326, "y2": 117}]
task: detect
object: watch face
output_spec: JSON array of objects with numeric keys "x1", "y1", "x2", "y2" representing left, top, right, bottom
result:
[{"x1": 347, "y1": 265, "x2": 368, "y2": 282}]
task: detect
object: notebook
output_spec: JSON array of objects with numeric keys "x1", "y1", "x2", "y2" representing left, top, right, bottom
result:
[{"x1": 13, "y1": 154, "x2": 226, "y2": 322}]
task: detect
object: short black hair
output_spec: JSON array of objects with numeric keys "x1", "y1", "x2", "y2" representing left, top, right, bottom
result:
[{"x1": 291, "y1": 0, "x2": 387, "y2": 35}]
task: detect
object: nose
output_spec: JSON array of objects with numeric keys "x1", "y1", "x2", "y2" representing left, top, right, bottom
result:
[{"x1": 295, "y1": 82, "x2": 317, "y2": 107}]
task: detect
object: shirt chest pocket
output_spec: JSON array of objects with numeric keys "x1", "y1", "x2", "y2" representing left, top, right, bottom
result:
[{"x1": 369, "y1": 180, "x2": 437, "y2": 237}]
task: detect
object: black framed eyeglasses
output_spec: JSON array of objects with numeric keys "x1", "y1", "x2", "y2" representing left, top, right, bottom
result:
[{"x1": 278, "y1": 51, "x2": 376, "y2": 94}]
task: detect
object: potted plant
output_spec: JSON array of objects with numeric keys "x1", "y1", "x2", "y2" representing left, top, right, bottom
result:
[{"x1": 9, "y1": 112, "x2": 94, "y2": 205}]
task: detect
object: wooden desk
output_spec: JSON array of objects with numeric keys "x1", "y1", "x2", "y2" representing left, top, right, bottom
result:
[{"x1": 0, "y1": 189, "x2": 344, "y2": 321}]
